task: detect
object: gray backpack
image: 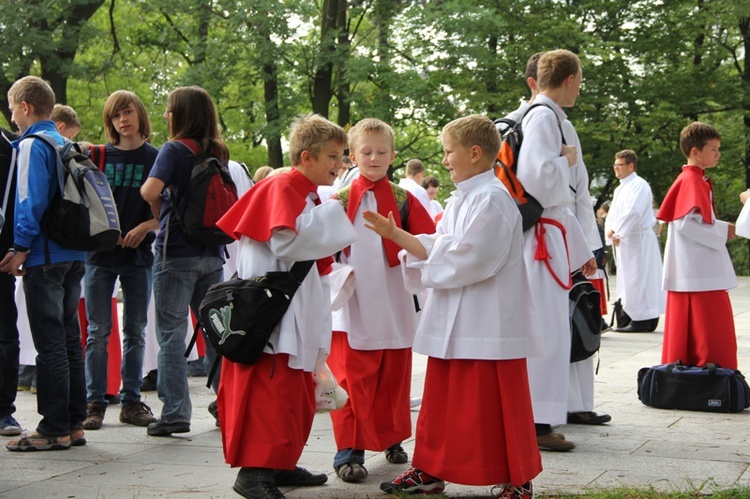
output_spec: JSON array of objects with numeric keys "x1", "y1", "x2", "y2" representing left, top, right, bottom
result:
[{"x1": 25, "y1": 133, "x2": 121, "y2": 254}]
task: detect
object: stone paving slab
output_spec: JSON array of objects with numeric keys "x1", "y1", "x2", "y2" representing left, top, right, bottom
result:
[{"x1": 2, "y1": 277, "x2": 750, "y2": 497}]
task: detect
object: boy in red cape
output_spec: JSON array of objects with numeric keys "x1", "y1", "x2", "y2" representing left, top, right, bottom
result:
[
  {"x1": 366, "y1": 115, "x2": 541, "y2": 498},
  {"x1": 328, "y1": 118, "x2": 435, "y2": 484},
  {"x1": 656, "y1": 122, "x2": 738, "y2": 370},
  {"x1": 215, "y1": 114, "x2": 357, "y2": 499}
]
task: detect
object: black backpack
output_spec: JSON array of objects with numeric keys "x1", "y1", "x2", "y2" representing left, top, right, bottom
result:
[
  {"x1": 170, "y1": 139, "x2": 238, "y2": 246},
  {"x1": 25, "y1": 133, "x2": 121, "y2": 256},
  {"x1": 493, "y1": 103, "x2": 566, "y2": 231},
  {"x1": 569, "y1": 270, "x2": 602, "y2": 362}
]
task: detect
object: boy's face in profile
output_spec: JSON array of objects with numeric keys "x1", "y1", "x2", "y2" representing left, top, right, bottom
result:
[
  {"x1": 350, "y1": 132, "x2": 395, "y2": 182},
  {"x1": 690, "y1": 139, "x2": 721, "y2": 169},
  {"x1": 442, "y1": 132, "x2": 479, "y2": 184},
  {"x1": 56, "y1": 122, "x2": 80, "y2": 140},
  {"x1": 299, "y1": 140, "x2": 346, "y2": 186},
  {"x1": 8, "y1": 100, "x2": 32, "y2": 133}
]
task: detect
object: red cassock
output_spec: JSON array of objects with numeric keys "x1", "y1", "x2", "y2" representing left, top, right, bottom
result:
[
  {"x1": 413, "y1": 357, "x2": 542, "y2": 486},
  {"x1": 328, "y1": 332, "x2": 412, "y2": 451},
  {"x1": 329, "y1": 176, "x2": 435, "y2": 452},
  {"x1": 657, "y1": 166, "x2": 736, "y2": 369},
  {"x1": 215, "y1": 169, "x2": 327, "y2": 469}
]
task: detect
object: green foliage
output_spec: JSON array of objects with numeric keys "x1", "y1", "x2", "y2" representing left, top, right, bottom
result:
[{"x1": 2, "y1": 0, "x2": 750, "y2": 270}]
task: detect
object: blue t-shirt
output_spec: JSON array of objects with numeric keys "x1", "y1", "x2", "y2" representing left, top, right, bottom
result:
[
  {"x1": 87, "y1": 142, "x2": 159, "y2": 268},
  {"x1": 148, "y1": 140, "x2": 223, "y2": 258}
]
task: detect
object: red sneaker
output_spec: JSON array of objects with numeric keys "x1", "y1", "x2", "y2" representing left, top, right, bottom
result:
[
  {"x1": 492, "y1": 481, "x2": 533, "y2": 499},
  {"x1": 380, "y1": 467, "x2": 445, "y2": 495}
]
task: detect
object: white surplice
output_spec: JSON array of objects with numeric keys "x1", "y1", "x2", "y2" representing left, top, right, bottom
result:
[
  {"x1": 332, "y1": 190, "x2": 422, "y2": 350},
  {"x1": 400, "y1": 170, "x2": 542, "y2": 361},
  {"x1": 235, "y1": 199, "x2": 357, "y2": 372},
  {"x1": 562, "y1": 119, "x2": 600, "y2": 413},
  {"x1": 398, "y1": 177, "x2": 432, "y2": 213},
  {"x1": 663, "y1": 208, "x2": 736, "y2": 292},
  {"x1": 515, "y1": 94, "x2": 589, "y2": 424},
  {"x1": 605, "y1": 172, "x2": 665, "y2": 320}
]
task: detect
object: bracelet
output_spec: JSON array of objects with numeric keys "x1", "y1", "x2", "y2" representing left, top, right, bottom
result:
[{"x1": 7, "y1": 248, "x2": 30, "y2": 255}]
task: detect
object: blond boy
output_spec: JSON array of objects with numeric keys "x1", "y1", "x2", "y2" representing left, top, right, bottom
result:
[
  {"x1": 328, "y1": 118, "x2": 435, "y2": 483},
  {"x1": 216, "y1": 114, "x2": 357, "y2": 498},
  {"x1": 0, "y1": 76, "x2": 86, "y2": 451},
  {"x1": 367, "y1": 115, "x2": 541, "y2": 497}
]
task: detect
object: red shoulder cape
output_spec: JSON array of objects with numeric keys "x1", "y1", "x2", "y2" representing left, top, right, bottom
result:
[
  {"x1": 656, "y1": 165, "x2": 714, "y2": 224},
  {"x1": 216, "y1": 168, "x2": 333, "y2": 274}
]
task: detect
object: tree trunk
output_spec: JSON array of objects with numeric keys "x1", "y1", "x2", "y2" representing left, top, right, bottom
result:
[
  {"x1": 336, "y1": 0, "x2": 350, "y2": 128},
  {"x1": 312, "y1": 0, "x2": 340, "y2": 117},
  {"x1": 263, "y1": 60, "x2": 284, "y2": 168}
]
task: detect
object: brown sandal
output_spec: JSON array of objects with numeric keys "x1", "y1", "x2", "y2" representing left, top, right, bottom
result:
[
  {"x1": 70, "y1": 426, "x2": 86, "y2": 447},
  {"x1": 6, "y1": 432, "x2": 72, "y2": 451}
]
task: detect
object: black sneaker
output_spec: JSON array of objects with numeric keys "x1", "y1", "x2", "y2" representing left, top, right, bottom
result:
[
  {"x1": 146, "y1": 418, "x2": 190, "y2": 436},
  {"x1": 274, "y1": 466, "x2": 327, "y2": 487},
  {"x1": 140, "y1": 370, "x2": 158, "y2": 392},
  {"x1": 234, "y1": 468, "x2": 285, "y2": 499},
  {"x1": 380, "y1": 467, "x2": 445, "y2": 494},
  {"x1": 208, "y1": 400, "x2": 220, "y2": 427},
  {"x1": 385, "y1": 443, "x2": 408, "y2": 464}
]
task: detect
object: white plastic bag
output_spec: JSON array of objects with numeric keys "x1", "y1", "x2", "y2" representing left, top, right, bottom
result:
[{"x1": 312, "y1": 355, "x2": 348, "y2": 413}]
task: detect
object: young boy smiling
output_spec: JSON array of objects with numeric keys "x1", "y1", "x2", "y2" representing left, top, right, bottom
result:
[
  {"x1": 328, "y1": 118, "x2": 434, "y2": 484},
  {"x1": 367, "y1": 115, "x2": 542, "y2": 498},
  {"x1": 216, "y1": 113, "x2": 357, "y2": 499},
  {"x1": 657, "y1": 122, "x2": 738, "y2": 370}
]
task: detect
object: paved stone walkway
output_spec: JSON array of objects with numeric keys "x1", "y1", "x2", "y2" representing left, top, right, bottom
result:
[{"x1": 1, "y1": 277, "x2": 749, "y2": 497}]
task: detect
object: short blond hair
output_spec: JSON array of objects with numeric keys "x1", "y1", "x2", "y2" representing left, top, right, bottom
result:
[
  {"x1": 7, "y1": 76, "x2": 55, "y2": 117},
  {"x1": 50, "y1": 104, "x2": 81, "y2": 128},
  {"x1": 289, "y1": 114, "x2": 348, "y2": 166},
  {"x1": 103, "y1": 90, "x2": 151, "y2": 145},
  {"x1": 348, "y1": 118, "x2": 395, "y2": 153},
  {"x1": 537, "y1": 50, "x2": 581, "y2": 91},
  {"x1": 441, "y1": 115, "x2": 501, "y2": 161}
]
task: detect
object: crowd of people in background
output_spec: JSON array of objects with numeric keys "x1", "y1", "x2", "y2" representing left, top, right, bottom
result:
[{"x1": 0, "y1": 45, "x2": 746, "y2": 499}]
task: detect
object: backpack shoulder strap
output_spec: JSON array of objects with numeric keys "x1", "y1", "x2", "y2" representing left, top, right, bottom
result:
[
  {"x1": 174, "y1": 137, "x2": 202, "y2": 156},
  {"x1": 521, "y1": 103, "x2": 567, "y2": 145},
  {"x1": 23, "y1": 133, "x2": 69, "y2": 195}
]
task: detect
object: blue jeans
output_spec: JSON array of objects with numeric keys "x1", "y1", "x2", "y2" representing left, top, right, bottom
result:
[
  {"x1": 84, "y1": 263, "x2": 151, "y2": 405},
  {"x1": 0, "y1": 271, "x2": 19, "y2": 418},
  {"x1": 334, "y1": 448, "x2": 365, "y2": 468},
  {"x1": 152, "y1": 254, "x2": 223, "y2": 422},
  {"x1": 23, "y1": 261, "x2": 86, "y2": 436}
]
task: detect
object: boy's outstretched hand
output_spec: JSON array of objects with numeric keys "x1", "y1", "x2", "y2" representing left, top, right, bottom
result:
[{"x1": 363, "y1": 210, "x2": 396, "y2": 240}]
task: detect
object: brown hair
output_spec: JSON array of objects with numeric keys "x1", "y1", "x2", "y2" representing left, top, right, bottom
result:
[
  {"x1": 525, "y1": 52, "x2": 544, "y2": 80},
  {"x1": 347, "y1": 118, "x2": 395, "y2": 154},
  {"x1": 50, "y1": 104, "x2": 81, "y2": 128},
  {"x1": 680, "y1": 122, "x2": 721, "y2": 158},
  {"x1": 288, "y1": 114, "x2": 348, "y2": 166},
  {"x1": 537, "y1": 50, "x2": 581, "y2": 91},
  {"x1": 406, "y1": 159, "x2": 425, "y2": 177},
  {"x1": 441, "y1": 115, "x2": 502, "y2": 162},
  {"x1": 103, "y1": 90, "x2": 151, "y2": 145},
  {"x1": 7, "y1": 76, "x2": 55, "y2": 117},
  {"x1": 167, "y1": 86, "x2": 229, "y2": 163},
  {"x1": 422, "y1": 175, "x2": 440, "y2": 189},
  {"x1": 615, "y1": 149, "x2": 638, "y2": 169}
]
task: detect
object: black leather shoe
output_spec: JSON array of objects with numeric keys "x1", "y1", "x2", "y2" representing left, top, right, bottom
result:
[
  {"x1": 146, "y1": 418, "x2": 190, "y2": 436},
  {"x1": 235, "y1": 468, "x2": 285, "y2": 498},
  {"x1": 274, "y1": 466, "x2": 327, "y2": 486},
  {"x1": 567, "y1": 411, "x2": 612, "y2": 425},
  {"x1": 615, "y1": 318, "x2": 658, "y2": 333}
]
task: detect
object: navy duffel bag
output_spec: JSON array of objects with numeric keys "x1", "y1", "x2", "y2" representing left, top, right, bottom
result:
[{"x1": 637, "y1": 361, "x2": 750, "y2": 413}]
